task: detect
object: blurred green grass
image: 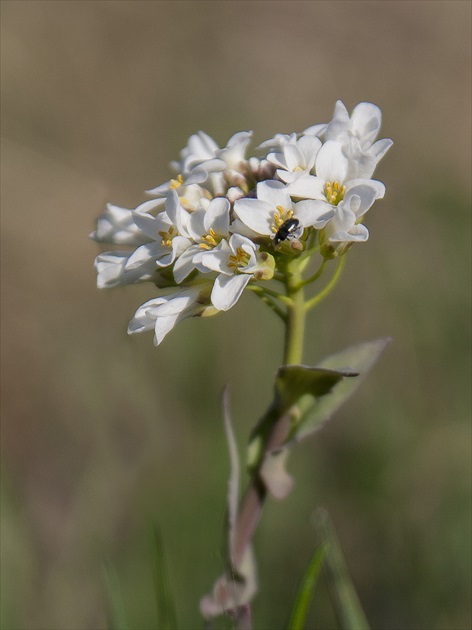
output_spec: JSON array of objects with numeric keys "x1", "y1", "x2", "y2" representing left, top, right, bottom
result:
[{"x1": 1, "y1": 1, "x2": 471, "y2": 628}]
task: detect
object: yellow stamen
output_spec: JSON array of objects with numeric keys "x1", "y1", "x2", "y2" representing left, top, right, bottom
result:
[
  {"x1": 228, "y1": 246, "x2": 250, "y2": 270},
  {"x1": 271, "y1": 205, "x2": 294, "y2": 233},
  {"x1": 323, "y1": 180, "x2": 345, "y2": 205},
  {"x1": 200, "y1": 228, "x2": 218, "y2": 249},
  {"x1": 169, "y1": 174, "x2": 183, "y2": 190},
  {"x1": 158, "y1": 226, "x2": 176, "y2": 247}
]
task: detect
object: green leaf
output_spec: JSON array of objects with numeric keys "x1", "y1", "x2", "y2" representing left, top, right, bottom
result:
[
  {"x1": 103, "y1": 563, "x2": 128, "y2": 630},
  {"x1": 221, "y1": 385, "x2": 240, "y2": 556},
  {"x1": 248, "y1": 364, "x2": 356, "y2": 471},
  {"x1": 314, "y1": 510, "x2": 370, "y2": 630},
  {"x1": 287, "y1": 338, "x2": 391, "y2": 443},
  {"x1": 248, "y1": 338, "x2": 390, "y2": 473},
  {"x1": 275, "y1": 365, "x2": 358, "y2": 415},
  {"x1": 286, "y1": 545, "x2": 326, "y2": 630},
  {"x1": 151, "y1": 525, "x2": 178, "y2": 629}
]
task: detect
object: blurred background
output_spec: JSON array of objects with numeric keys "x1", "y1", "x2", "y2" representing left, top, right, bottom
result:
[{"x1": 1, "y1": 1, "x2": 470, "y2": 629}]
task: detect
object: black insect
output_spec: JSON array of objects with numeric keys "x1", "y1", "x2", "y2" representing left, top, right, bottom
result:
[{"x1": 273, "y1": 218, "x2": 301, "y2": 245}]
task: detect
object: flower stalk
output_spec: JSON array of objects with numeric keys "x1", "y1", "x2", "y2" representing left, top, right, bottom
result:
[
  {"x1": 91, "y1": 100, "x2": 392, "y2": 625},
  {"x1": 284, "y1": 258, "x2": 306, "y2": 366}
]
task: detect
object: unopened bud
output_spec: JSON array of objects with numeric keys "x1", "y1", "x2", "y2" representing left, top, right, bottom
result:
[{"x1": 253, "y1": 251, "x2": 275, "y2": 280}]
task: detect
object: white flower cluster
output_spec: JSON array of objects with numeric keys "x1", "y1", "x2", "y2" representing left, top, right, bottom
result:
[{"x1": 92, "y1": 101, "x2": 392, "y2": 346}]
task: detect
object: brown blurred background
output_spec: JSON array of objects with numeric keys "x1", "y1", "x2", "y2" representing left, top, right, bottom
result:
[{"x1": 1, "y1": 1, "x2": 471, "y2": 629}]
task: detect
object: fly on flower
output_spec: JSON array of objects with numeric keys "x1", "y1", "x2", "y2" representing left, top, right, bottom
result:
[
  {"x1": 273, "y1": 218, "x2": 302, "y2": 245},
  {"x1": 92, "y1": 101, "x2": 391, "y2": 345}
]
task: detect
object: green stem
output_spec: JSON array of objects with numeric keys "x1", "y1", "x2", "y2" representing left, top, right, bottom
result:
[
  {"x1": 299, "y1": 258, "x2": 328, "y2": 288},
  {"x1": 304, "y1": 255, "x2": 345, "y2": 312},
  {"x1": 248, "y1": 289, "x2": 287, "y2": 321},
  {"x1": 283, "y1": 258, "x2": 306, "y2": 365},
  {"x1": 246, "y1": 283, "x2": 292, "y2": 306}
]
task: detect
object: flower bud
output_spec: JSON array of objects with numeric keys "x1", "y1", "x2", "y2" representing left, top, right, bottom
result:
[{"x1": 253, "y1": 251, "x2": 276, "y2": 281}]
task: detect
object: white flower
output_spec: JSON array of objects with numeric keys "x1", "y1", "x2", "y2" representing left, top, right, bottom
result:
[
  {"x1": 172, "y1": 130, "x2": 222, "y2": 175},
  {"x1": 234, "y1": 180, "x2": 333, "y2": 240},
  {"x1": 199, "y1": 234, "x2": 260, "y2": 311},
  {"x1": 146, "y1": 178, "x2": 210, "y2": 211},
  {"x1": 173, "y1": 197, "x2": 231, "y2": 283},
  {"x1": 257, "y1": 132, "x2": 298, "y2": 152},
  {"x1": 302, "y1": 122, "x2": 328, "y2": 138},
  {"x1": 95, "y1": 252, "x2": 157, "y2": 288},
  {"x1": 159, "y1": 130, "x2": 253, "y2": 198},
  {"x1": 267, "y1": 135, "x2": 321, "y2": 185},
  {"x1": 320, "y1": 181, "x2": 385, "y2": 255},
  {"x1": 127, "y1": 286, "x2": 215, "y2": 346},
  {"x1": 126, "y1": 191, "x2": 192, "y2": 271},
  {"x1": 216, "y1": 131, "x2": 253, "y2": 171},
  {"x1": 284, "y1": 140, "x2": 385, "y2": 217},
  {"x1": 324, "y1": 100, "x2": 382, "y2": 149},
  {"x1": 92, "y1": 101, "x2": 391, "y2": 347},
  {"x1": 340, "y1": 134, "x2": 393, "y2": 180},
  {"x1": 90, "y1": 203, "x2": 150, "y2": 246},
  {"x1": 322, "y1": 101, "x2": 392, "y2": 179}
]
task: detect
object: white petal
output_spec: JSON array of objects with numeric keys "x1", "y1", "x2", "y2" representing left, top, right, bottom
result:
[
  {"x1": 169, "y1": 235, "x2": 192, "y2": 263},
  {"x1": 211, "y1": 274, "x2": 250, "y2": 311},
  {"x1": 324, "y1": 100, "x2": 350, "y2": 141},
  {"x1": 315, "y1": 140, "x2": 349, "y2": 183},
  {"x1": 90, "y1": 203, "x2": 149, "y2": 246},
  {"x1": 184, "y1": 169, "x2": 208, "y2": 186},
  {"x1": 96, "y1": 252, "x2": 154, "y2": 288},
  {"x1": 351, "y1": 102, "x2": 381, "y2": 146},
  {"x1": 267, "y1": 151, "x2": 286, "y2": 170},
  {"x1": 256, "y1": 180, "x2": 291, "y2": 208},
  {"x1": 294, "y1": 199, "x2": 334, "y2": 228},
  {"x1": 286, "y1": 175, "x2": 325, "y2": 199},
  {"x1": 165, "y1": 190, "x2": 190, "y2": 237},
  {"x1": 153, "y1": 314, "x2": 181, "y2": 345},
  {"x1": 277, "y1": 169, "x2": 305, "y2": 184},
  {"x1": 145, "y1": 180, "x2": 174, "y2": 196},
  {"x1": 152, "y1": 289, "x2": 199, "y2": 316},
  {"x1": 133, "y1": 199, "x2": 168, "y2": 239},
  {"x1": 229, "y1": 218, "x2": 262, "y2": 240},
  {"x1": 370, "y1": 138, "x2": 393, "y2": 161},
  {"x1": 204, "y1": 197, "x2": 230, "y2": 236},
  {"x1": 173, "y1": 244, "x2": 200, "y2": 283},
  {"x1": 302, "y1": 123, "x2": 327, "y2": 137},
  {"x1": 283, "y1": 144, "x2": 304, "y2": 171},
  {"x1": 228, "y1": 233, "x2": 257, "y2": 254},
  {"x1": 233, "y1": 198, "x2": 273, "y2": 235},
  {"x1": 329, "y1": 224, "x2": 369, "y2": 243},
  {"x1": 298, "y1": 135, "x2": 322, "y2": 170},
  {"x1": 125, "y1": 241, "x2": 163, "y2": 271},
  {"x1": 344, "y1": 179, "x2": 385, "y2": 217},
  {"x1": 128, "y1": 296, "x2": 168, "y2": 334},
  {"x1": 199, "y1": 240, "x2": 232, "y2": 274},
  {"x1": 218, "y1": 131, "x2": 252, "y2": 168},
  {"x1": 187, "y1": 209, "x2": 206, "y2": 241}
]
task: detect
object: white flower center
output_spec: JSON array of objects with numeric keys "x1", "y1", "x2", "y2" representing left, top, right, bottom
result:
[
  {"x1": 323, "y1": 181, "x2": 345, "y2": 205},
  {"x1": 199, "y1": 228, "x2": 219, "y2": 250},
  {"x1": 158, "y1": 226, "x2": 177, "y2": 247},
  {"x1": 169, "y1": 174, "x2": 183, "y2": 190},
  {"x1": 228, "y1": 246, "x2": 250, "y2": 270},
  {"x1": 271, "y1": 205, "x2": 294, "y2": 235}
]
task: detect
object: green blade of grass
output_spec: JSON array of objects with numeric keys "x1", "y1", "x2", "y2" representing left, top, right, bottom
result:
[
  {"x1": 286, "y1": 545, "x2": 326, "y2": 630},
  {"x1": 151, "y1": 524, "x2": 178, "y2": 629},
  {"x1": 103, "y1": 563, "x2": 128, "y2": 630},
  {"x1": 314, "y1": 510, "x2": 370, "y2": 630}
]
